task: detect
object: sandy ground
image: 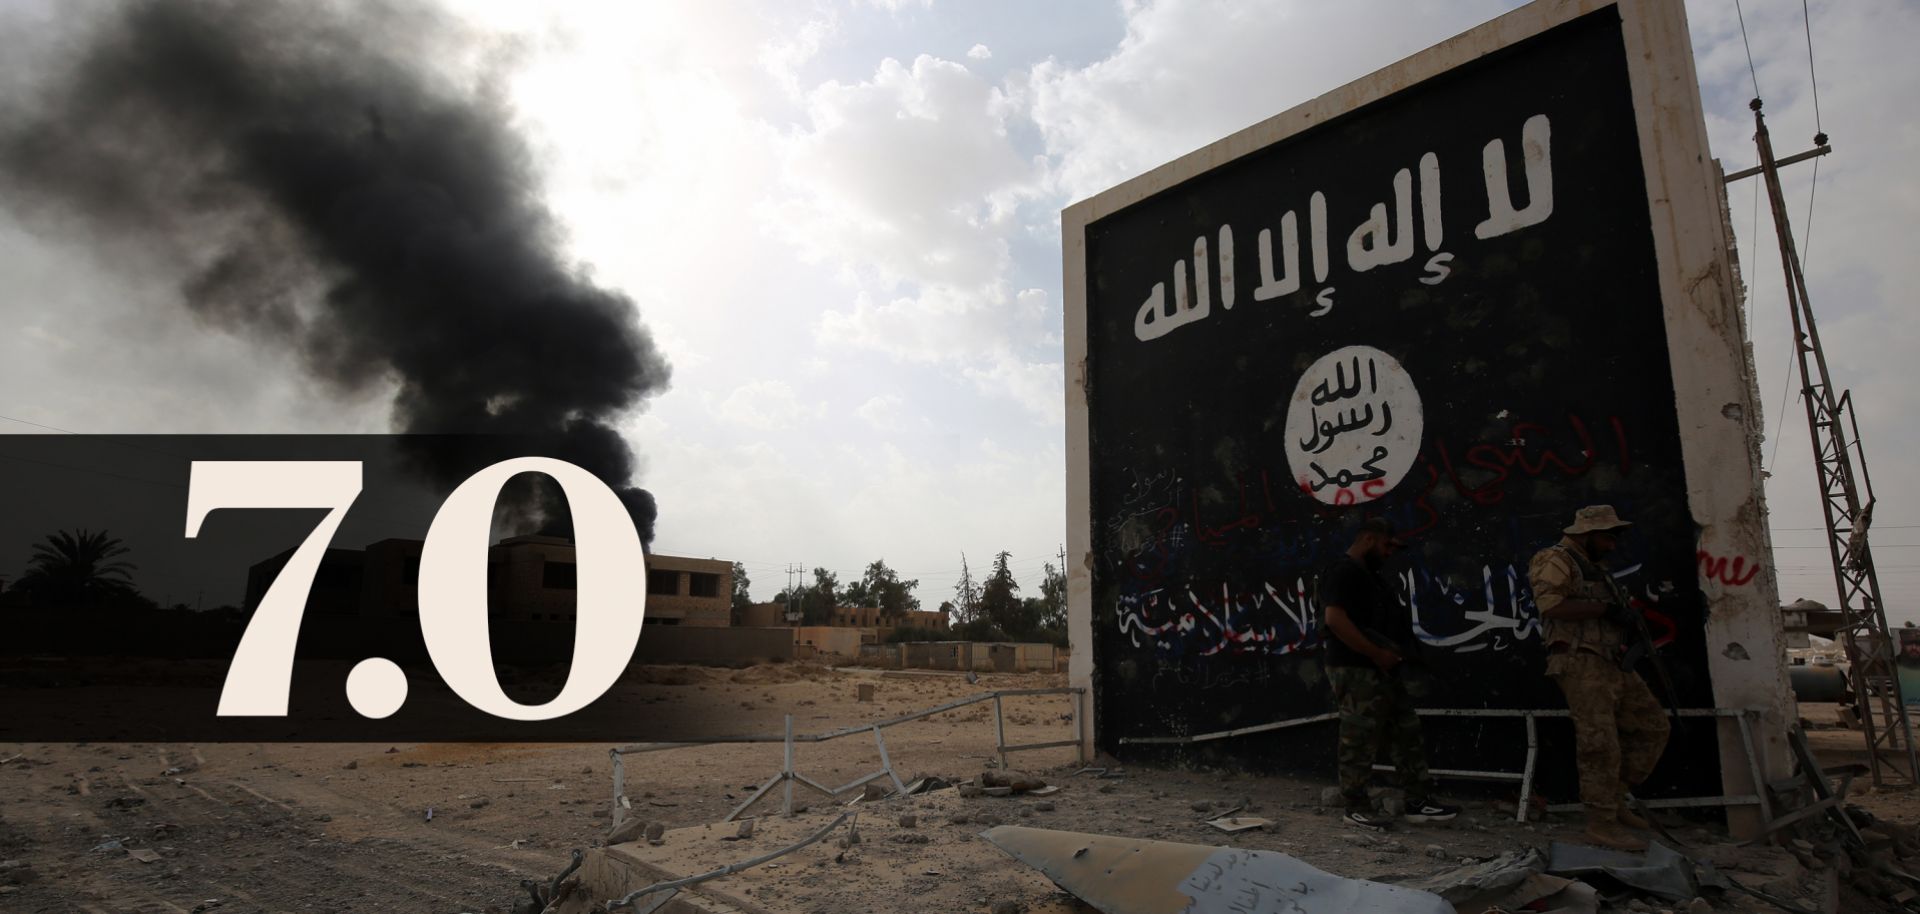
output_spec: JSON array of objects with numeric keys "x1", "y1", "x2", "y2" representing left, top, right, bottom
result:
[{"x1": 0, "y1": 666, "x2": 1910, "y2": 913}]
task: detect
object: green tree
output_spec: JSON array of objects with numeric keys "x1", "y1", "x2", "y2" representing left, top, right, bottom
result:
[
  {"x1": 801, "y1": 567, "x2": 838, "y2": 625},
  {"x1": 1037, "y1": 561, "x2": 1067, "y2": 635},
  {"x1": 730, "y1": 562, "x2": 754, "y2": 620},
  {"x1": 845, "y1": 559, "x2": 920, "y2": 622},
  {"x1": 951, "y1": 554, "x2": 981, "y2": 626},
  {"x1": 979, "y1": 550, "x2": 1035, "y2": 639},
  {"x1": 10, "y1": 529, "x2": 143, "y2": 608}
]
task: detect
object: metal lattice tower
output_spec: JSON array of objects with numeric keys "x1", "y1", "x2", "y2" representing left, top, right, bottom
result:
[{"x1": 1751, "y1": 100, "x2": 1918, "y2": 786}]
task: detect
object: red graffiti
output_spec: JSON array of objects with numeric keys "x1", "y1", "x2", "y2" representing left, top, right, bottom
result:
[
  {"x1": 1697, "y1": 550, "x2": 1762, "y2": 587},
  {"x1": 1432, "y1": 413, "x2": 1630, "y2": 506}
]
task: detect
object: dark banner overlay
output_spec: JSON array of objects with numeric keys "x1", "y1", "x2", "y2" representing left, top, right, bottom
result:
[
  {"x1": 0, "y1": 434, "x2": 727, "y2": 741},
  {"x1": 1082, "y1": 9, "x2": 1719, "y2": 800}
]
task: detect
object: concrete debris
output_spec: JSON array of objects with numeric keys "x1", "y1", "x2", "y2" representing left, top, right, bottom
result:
[
  {"x1": 902, "y1": 776, "x2": 953, "y2": 795},
  {"x1": 1396, "y1": 848, "x2": 1546, "y2": 909},
  {"x1": 607, "y1": 817, "x2": 648, "y2": 844},
  {"x1": 1204, "y1": 817, "x2": 1271, "y2": 834},
  {"x1": 980, "y1": 770, "x2": 1049, "y2": 793},
  {"x1": 981, "y1": 825, "x2": 1452, "y2": 914},
  {"x1": 1547, "y1": 841, "x2": 1716, "y2": 902}
]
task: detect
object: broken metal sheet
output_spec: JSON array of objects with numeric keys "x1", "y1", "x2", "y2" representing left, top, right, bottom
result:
[
  {"x1": 981, "y1": 826, "x2": 1452, "y2": 914},
  {"x1": 1395, "y1": 848, "x2": 1545, "y2": 910},
  {"x1": 1499, "y1": 874, "x2": 1600, "y2": 914},
  {"x1": 1546, "y1": 841, "x2": 1696, "y2": 902},
  {"x1": 1203, "y1": 816, "x2": 1271, "y2": 834}
]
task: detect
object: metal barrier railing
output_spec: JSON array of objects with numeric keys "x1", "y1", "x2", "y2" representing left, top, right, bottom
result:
[
  {"x1": 608, "y1": 685, "x2": 1087, "y2": 824},
  {"x1": 1119, "y1": 706, "x2": 1774, "y2": 824}
]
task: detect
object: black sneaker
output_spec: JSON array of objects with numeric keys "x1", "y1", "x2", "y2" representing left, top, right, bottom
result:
[
  {"x1": 1342, "y1": 808, "x2": 1393, "y2": 831},
  {"x1": 1404, "y1": 799, "x2": 1460, "y2": 823}
]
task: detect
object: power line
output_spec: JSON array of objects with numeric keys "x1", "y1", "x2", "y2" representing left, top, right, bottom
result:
[
  {"x1": 1800, "y1": 0, "x2": 1823, "y2": 135},
  {"x1": 1733, "y1": 0, "x2": 1762, "y2": 99}
]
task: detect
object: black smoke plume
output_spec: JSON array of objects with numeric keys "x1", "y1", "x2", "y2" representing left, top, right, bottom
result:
[{"x1": 0, "y1": 0, "x2": 669, "y2": 544}]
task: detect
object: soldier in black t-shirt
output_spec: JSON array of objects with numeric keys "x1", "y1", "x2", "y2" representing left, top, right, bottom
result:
[{"x1": 1319, "y1": 517, "x2": 1458, "y2": 830}]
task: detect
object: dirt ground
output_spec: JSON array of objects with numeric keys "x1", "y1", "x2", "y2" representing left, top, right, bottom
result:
[{"x1": 0, "y1": 666, "x2": 1912, "y2": 913}]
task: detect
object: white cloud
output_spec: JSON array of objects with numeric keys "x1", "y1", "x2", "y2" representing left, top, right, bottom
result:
[
  {"x1": 855, "y1": 394, "x2": 906, "y2": 430},
  {"x1": 1023, "y1": 0, "x2": 1513, "y2": 201},
  {"x1": 711, "y1": 380, "x2": 820, "y2": 430},
  {"x1": 967, "y1": 43, "x2": 992, "y2": 60}
]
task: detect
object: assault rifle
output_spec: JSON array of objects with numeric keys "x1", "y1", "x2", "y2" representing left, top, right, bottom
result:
[{"x1": 1571, "y1": 550, "x2": 1686, "y2": 726}]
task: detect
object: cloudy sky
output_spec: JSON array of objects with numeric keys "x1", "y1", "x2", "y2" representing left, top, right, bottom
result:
[{"x1": 1, "y1": 0, "x2": 1914, "y2": 618}]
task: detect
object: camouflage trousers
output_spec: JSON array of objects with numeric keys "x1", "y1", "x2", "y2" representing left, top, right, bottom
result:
[
  {"x1": 1328, "y1": 665, "x2": 1433, "y2": 807},
  {"x1": 1547, "y1": 650, "x2": 1671, "y2": 818}
]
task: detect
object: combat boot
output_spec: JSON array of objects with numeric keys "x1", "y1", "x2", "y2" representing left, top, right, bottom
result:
[
  {"x1": 1584, "y1": 812, "x2": 1648, "y2": 852},
  {"x1": 1616, "y1": 805, "x2": 1651, "y2": 830}
]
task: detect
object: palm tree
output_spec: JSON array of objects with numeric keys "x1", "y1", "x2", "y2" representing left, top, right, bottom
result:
[{"x1": 11, "y1": 529, "x2": 140, "y2": 607}]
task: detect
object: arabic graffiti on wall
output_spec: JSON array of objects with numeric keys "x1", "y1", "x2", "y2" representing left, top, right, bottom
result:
[
  {"x1": 1133, "y1": 115, "x2": 1552, "y2": 343},
  {"x1": 1285, "y1": 346, "x2": 1423, "y2": 505},
  {"x1": 1113, "y1": 554, "x2": 1680, "y2": 662}
]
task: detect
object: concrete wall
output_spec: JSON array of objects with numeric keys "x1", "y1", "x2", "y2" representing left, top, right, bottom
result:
[
  {"x1": 885, "y1": 642, "x2": 1059, "y2": 673},
  {"x1": 633, "y1": 626, "x2": 795, "y2": 667},
  {"x1": 1063, "y1": 0, "x2": 1790, "y2": 832},
  {"x1": 793, "y1": 626, "x2": 864, "y2": 660},
  {"x1": 739, "y1": 602, "x2": 790, "y2": 628}
]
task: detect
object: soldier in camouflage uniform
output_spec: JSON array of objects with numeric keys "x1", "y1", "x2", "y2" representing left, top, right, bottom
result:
[
  {"x1": 1320, "y1": 518, "x2": 1459, "y2": 830},
  {"x1": 1530, "y1": 505, "x2": 1670, "y2": 852}
]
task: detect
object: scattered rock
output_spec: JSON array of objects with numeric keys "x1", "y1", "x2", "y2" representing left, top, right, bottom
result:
[
  {"x1": 1379, "y1": 796, "x2": 1406, "y2": 817},
  {"x1": 106, "y1": 796, "x2": 146, "y2": 809},
  {"x1": 1320, "y1": 787, "x2": 1346, "y2": 808},
  {"x1": 1035, "y1": 801, "x2": 1055, "y2": 812},
  {"x1": 949, "y1": 813, "x2": 970, "y2": 825},
  {"x1": 863, "y1": 783, "x2": 889, "y2": 802},
  {"x1": 1097, "y1": 784, "x2": 1116, "y2": 794},
  {"x1": 470, "y1": 798, "x2": 490, "y2": 809},
  {"x1": 991, "y1": 902, "x2": 1021, "y2": 914},
  {"x1": 981, "y1": 770, "x2": 1048, "y2": 792},
  {"x1": 1687, "y1": 899, "x2": 1711, "y2": 914},
  {"x1": 607, "y1": 818, "x2": 646, "y2": 844},
  {"x1": 892, "y1": 833, "x2": 931, "y2": 845},
  {"x1": 644, "y1": 823, "x2": 666, "y2": 845},
  {"x1": 899, "y1": 814, "x2": 918, "y2": 828},
  {"x1": 590, "y1": 808, "x2": 610, "y2": 819},
  {"x1": 1191, "y1": 800, "x2": 1214, "y2": 812},
  {"x1": 1425, "y1": 844, "x2": 1447, "y2": 858},
  {"x1": 342, "y1": 760, "x2": 358, "y2": 771},
  {"x1": 0, "y1": 860, "x2": 37, "y2": 885}
]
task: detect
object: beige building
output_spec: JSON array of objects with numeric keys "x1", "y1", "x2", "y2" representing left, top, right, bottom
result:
[{"x1": 246, "y1": 535, "x2": 731, "y2": 626}]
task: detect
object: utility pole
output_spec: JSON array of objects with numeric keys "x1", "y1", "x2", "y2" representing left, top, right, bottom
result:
[
  {"x1": 1745, "y1": 99, "x2": 1916, "y2": 786},
  {"x1": 784, "y1": 563, "x2": 803, "y2": 626}
]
